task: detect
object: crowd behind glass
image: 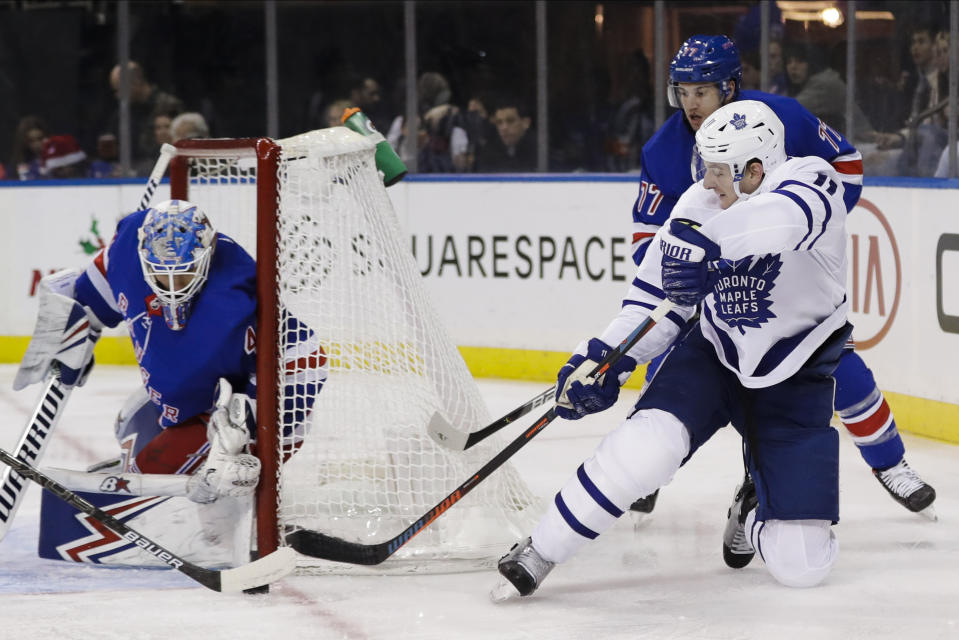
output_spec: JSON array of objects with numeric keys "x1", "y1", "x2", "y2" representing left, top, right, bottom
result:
[{"x1": 0, "y1": 1, "x2": 953, "y2": 181}]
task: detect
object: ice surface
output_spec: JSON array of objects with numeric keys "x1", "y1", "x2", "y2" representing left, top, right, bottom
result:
[{"x1": 0, "y1": 366, "x2": 956, "y2": 640}]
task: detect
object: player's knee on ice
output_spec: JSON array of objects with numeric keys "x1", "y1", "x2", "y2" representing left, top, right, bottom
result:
[{"x1": 747, "y1": 514, "x2": 837, "y2": 588}]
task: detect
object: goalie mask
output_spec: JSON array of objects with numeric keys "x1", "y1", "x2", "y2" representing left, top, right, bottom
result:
[
  {"x1": 695, "y1": 100, "x2": 786, "y2": 201},
  {"x1": 137, "y1": 199, "x2": 216, "y2": 331}
]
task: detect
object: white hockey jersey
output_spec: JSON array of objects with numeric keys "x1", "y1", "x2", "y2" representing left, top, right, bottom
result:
[{"x1": 601, "y1": 156, "x2": 849, "y2": 388}]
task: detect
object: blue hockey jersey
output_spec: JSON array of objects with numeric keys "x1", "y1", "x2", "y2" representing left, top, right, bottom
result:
[
  {"x1": 631, "y1": 90, "x2": 863, "y2": 265},
  {"x1": 73, "y1": 210, "x2": 325, "y2": 435}
]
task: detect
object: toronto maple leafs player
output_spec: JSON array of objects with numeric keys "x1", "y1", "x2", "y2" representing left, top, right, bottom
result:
[
  {"x1": 15, "y1": 199, "x2": 326, "y2": 506},
  {"x1": 628, "y1": 34, "x2": 934, "y2": 519},
  {"x1": 495, "y1": 101, "x2": 853, "y2": 599}
]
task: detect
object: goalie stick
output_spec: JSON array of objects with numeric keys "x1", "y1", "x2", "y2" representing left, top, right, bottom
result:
[
  {"x1": 0, "y1": 146, "x2": 177, "y2": 543},
  {"x1": 427, "y1": 385, "x2": 555, "y2": 451},
  {"x1": 40, "y1": 467, "x2": 190, "y2": 497},
  {"x1": 0, "y1": 373, "x2": 70, "y2": 541},
  {"x1": 0, "y1": 447, "x2": 295, "y2": 592},
  {"x1": 286, "y1": 299, "x2": 675, "y2": 565}
]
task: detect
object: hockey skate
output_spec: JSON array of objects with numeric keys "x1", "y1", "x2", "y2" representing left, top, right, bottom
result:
[
  {"x1": 629, "y1": 489, "x2": 659, "y2": 514},
  {"x1": 628, "y1": 489, "x2": 659, "y2": 529},
  {"x1": 722, "y1": 473, "x2": 757, "y2": 569},
  {"x1": 491, "y1": 537, "x2": 555, "y2": 601},
  {"x1": 873, "y1": 459, "x2": 937, "y2": 519}
]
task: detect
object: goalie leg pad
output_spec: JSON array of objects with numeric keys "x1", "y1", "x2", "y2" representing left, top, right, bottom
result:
[
  {"x1": 38, "y1": 488, "x2": 252, "y2": 568},
  {"x1": 746, "y1": 512, "x2": 838, "y2": 588},
  {"x1": 532, "y1": 409, "x2": 690, "y2": 564}
]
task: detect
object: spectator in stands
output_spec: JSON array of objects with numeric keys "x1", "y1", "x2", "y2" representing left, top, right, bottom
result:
[
  {"x1": 108, "y1": 61, "x2": 184, "y2": 175},
  {"x1": 784, "y1": 42, "x2": 874, "y2": 141},
  {"x1": 41, "y1": 134, "x2": 88, "y2": 179},
  {"x1": 323, "y1": 99, "x2": 352, "y2": 129},
  {"x1": 605, "y1": 49, "x2": 654, "y2": 172},
  {"x1": 874, "y1": 24, "x2": 948, "y2": 176},
  {"x1": 387, "y1": 71, "x2": 469, "y2": 173},
  {"x1": 88, "y1": 133, "x2": 120, "y2": 179},
  {"x1": 170, "y1": 112, "x2": 210, "y2": 143},
  {"x1": 9, "y1": 115, "x2": 48, "y2": 180},
  {"x1": 464, "y1": 94, "x2": 495, "y2": 169},
  {"x1": 475, "y1": 95, "x2": 536, "y2": 173},
  {"x1": 153, "y1": 112, "x2": 174, "y2": 148},
  {"x1": 347, "y1": 74, "x2": 386, "y2": 128},
  {"x1": 767, "y1": 40, "x2": 787, "y2": 95},
  {"x1": 740, "y1": 43, "x2": 786, "y2": 95},
  {"x1": 740, "y1": 49, "x2": 761, "y2": 91}
]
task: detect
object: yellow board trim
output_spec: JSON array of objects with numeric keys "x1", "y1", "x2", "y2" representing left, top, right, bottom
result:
[{"x1": 1, "y1": 338, "x2": 955, "y2": 444}]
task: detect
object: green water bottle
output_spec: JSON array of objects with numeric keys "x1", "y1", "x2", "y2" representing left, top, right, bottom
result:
[{"x1": 341, "y1": 107, "x2": 408, "y2": 187}]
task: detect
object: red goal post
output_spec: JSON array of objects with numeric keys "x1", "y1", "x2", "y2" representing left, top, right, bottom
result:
[{"x1": 170, "y1": 137, "x2": 284, "y2": 558}]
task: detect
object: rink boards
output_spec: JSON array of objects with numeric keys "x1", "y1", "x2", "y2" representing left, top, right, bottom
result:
[{"x1": 0, "y1": 175, "x2": 957, "y2": 442}]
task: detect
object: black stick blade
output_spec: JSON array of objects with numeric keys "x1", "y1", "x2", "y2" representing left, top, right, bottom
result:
[{"x1": 285, "y1": 529, "x2": 388, "y2": 565}]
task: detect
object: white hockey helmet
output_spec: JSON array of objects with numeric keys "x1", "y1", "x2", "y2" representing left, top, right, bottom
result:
[
  {"x1": 137, "y1": 199, "x2": 216, "y2": 331},
  {"x1": 695, "y1": 100, "x2": 786, "y2": 198}
]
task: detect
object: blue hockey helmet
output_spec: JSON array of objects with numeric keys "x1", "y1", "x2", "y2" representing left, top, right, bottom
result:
[
  {"x1": 137, "y1": 199, "x2": 216, "y2": 331},
  {"x1": 668, "y1": 35, "x2": 743, "y2": 108}
]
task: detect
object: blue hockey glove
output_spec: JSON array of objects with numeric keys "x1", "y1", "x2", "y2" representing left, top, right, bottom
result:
[
  {"x1": 555, "y1": 338, "x2": 637, "y2": 420},
  {"x1": 660, "y1": 218, "x2": 721, "y2": 307}
]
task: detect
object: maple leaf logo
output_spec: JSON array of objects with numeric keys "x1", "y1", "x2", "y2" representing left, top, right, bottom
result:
[
  {"x1": 712, "y1": 254, "x2": 782, "y2": 334},
  {"x1": 729, "y1": 113, "x2": 747, "y2": 130}
]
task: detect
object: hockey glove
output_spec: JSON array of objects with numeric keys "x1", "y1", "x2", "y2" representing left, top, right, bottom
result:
[
  {"x1": 186, "y1": 392, "x2": 260, "y2": 504},
  {"x1": 555, "y1": 338, "x2": 637, "y2": 420},
  {"x1": 14, "y1": 269, "x2": 103, "y2": 390},
  {"x1": 660, "y1": 218, "x2": 721, "y2": 307}
]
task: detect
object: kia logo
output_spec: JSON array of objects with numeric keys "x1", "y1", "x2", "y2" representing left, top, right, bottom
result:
[{"x1": 846, "y1": 198, "x2": 901, "y2": 349}]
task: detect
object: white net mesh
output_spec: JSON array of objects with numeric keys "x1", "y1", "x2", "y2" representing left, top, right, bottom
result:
[{"x1": 177, "y1": 128, "x2": 538, "y2": 573}]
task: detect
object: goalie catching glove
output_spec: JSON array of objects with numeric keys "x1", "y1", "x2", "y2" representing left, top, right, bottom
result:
[
  {"x1": 555, "y1": 338, "x2": 637, "y2": 420},
  {"x1": 14, "y1": 269, "x2": 103, "y2": 390},
  {"x1": 186, "y1": 388, "x2": 261, "y2": 504}
]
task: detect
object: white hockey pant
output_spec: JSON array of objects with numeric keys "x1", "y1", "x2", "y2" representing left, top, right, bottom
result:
[
  {"x1": 745, "y1": 511, "x2": 838, "y2": 588},
  {"x1": 532, "y1": 408, "x2": 690, "y2": 563}
]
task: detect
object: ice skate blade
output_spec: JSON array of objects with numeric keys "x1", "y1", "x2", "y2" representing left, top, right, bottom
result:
[
  {"x1": 918, "y1": 505, "x2": 938, "y2": 522},
  {"x1": 489, "y1": 579, "x2": 521, "y2": 603},
  {"x1": 629, "y1": 510, "x2": 653, "y2": 531}
]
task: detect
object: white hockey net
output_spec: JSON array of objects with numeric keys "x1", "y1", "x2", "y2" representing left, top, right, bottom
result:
[{"x1": 173, "y1": 129, "x2": 538, "y2": 573}]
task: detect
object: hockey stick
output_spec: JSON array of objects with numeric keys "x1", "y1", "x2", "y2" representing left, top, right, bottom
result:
[
  {"x1": 0, "y1": 373, "x2": 71, "y2": 541},
  {"x1": 0, "y1": 447, "x2": 295, "y2": 592},
  {"x1": 40, "y1": 467, "x2": 191, "y2": 497},
  {"x1": 427, "y1": 385, "x2": 556, "y2": 451},
  {"x1": 286, "y1": 299, "x2": 675, "y2": 565},
  {"x1": 0, "y1": 146, "x2": 177, "y2": 543},
  {"x1": 138, "y1": 143, "x2": 177, "y2": 211}
]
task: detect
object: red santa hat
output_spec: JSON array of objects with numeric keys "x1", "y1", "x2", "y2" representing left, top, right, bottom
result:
[{"x1": 42, "y1": 135, "x2": 87, "y2": 170}]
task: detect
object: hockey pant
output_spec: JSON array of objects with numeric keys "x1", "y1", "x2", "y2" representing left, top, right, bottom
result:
[
  {"x1": 114, "y1": 387, "x2": 213, "y2": 475},
  {"x1": 530, "y1": 409, "x2": 838, "y2": 588},
  {"x1": 648, "y1": 340, "x2": 906, "y2": 472}
]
